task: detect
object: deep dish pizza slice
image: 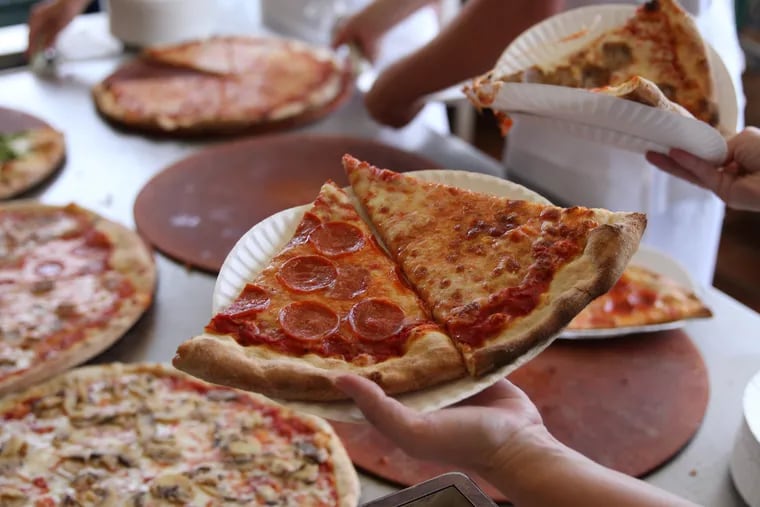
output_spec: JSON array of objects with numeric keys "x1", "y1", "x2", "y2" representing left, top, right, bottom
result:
[
  {"x1": 567, "y1": 264, "x2": 712, "y2": 330},
  {"x1": 466, "y1": 0, "x2": 717, "y2": 125},
  {"x1": 174, "y1": 182, "x2": 465, "y2": 401},
  {"x1": 344, "y1": 155, "x2": 645, "y2": 376}
]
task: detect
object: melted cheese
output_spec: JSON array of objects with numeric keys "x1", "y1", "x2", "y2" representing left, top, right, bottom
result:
[{"x1": 0, "y1": 369, "x2": 338, "y2": 506}]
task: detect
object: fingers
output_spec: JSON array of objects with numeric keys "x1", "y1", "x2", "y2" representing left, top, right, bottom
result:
[
  {"x1": 464, "y1": 380, "x2": 529, "y2": 407},
  {"x1": 334, "y1": 375, "x2": 425, "y2": 445},
  {"x1": 728, "y1": 127, "x2": 760, "y2": 176},
  {"x1": 645, "y1": 151, "x2": 705, "y2": 189}
]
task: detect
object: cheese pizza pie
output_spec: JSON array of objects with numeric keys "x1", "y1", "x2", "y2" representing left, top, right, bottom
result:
[
  {"x1": 93, "y1": 36, "x2": 349, "y2": 136},
  {"x1": 466, "y1": 0, "x2": 718, "y2": 126},
  {"x1": 0, "y1": 363, "x2": 359, "y2": 506},
  {"x1": 0, "y1": 203, "x2": 155, "y2": 396},
  {"x1": 0, "y1": 128, "x2": 65, "y2": 200},
  {"x1": 175, "y1": 156, "x2": 645, "y2": 399},
  {"x1": 567, "y1": 264, "x2": 712, "y2": 330}
]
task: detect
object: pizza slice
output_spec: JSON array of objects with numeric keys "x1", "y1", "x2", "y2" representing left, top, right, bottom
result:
[
  {"x1": 174, "y1": 182, "x2": 465, "y2": 401},
  {"x1": 344, "y1": 155, "x2": 646, "y2": 376},
  {"x1": 466, "y1": 0, "x2": 717, "y2": 125},
  {"x1": 567, "y1": 264, "x2": 712, "y2": 330},
  {"x1": 0, "y1": 127, "x2": 65, "y2": 199},
  {"x1": 591, "y1": 76, "x2": 694, "y2": 118}
]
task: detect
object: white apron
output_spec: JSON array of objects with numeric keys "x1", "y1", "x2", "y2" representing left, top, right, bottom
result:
[{"x1": 505, "y1": 0, "x2": 746, "y2": 285}]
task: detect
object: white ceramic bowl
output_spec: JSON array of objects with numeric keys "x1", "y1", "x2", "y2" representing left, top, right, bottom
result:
[
  {"x1": 108, "y1": 0, "x2": 217, "y2": 47},
  {"x1": 730, "y1": 369, "x2": 760, "y2": 507}
]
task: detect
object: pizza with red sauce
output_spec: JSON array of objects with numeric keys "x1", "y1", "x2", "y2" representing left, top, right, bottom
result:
[
  {"x1": 567, "y1": 264, "x2": 712, "y2": 330},
  {"x1": 92, "y1": 36, "x2": 349, "y2": 136},
  {"x1": 345, "y1": 156, "x2": 645, "y2": 376},
  {"x1": 174, "y1": 182, "x2": 464, "y2": 401},
  {"x1": 175, "y1": 156, "x2": 645, "y2": 399},
  {"x1": 0, "y1": 202, "x2": 155, "y2": 396},
  {"x1": 466, "y1": 0, "x2": 718, "y2": 128},
  {"x1": 0, "y1": 363, "x2": 359, "y2": 506}
]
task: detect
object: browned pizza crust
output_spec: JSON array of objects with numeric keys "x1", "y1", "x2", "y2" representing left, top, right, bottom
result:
[
  {"x1": 467, "y1": 210, "x2": 645, "y2": 375},
  {"x1": 0, "y1": 203, "x2": 156, "y2": 396},
  {"x1": 0, "y1": 128, "x2": 65, "y2": 199},
  {"x1": 593, "y1": 76, "x2": 694, "y2": 117},
  {"x1": 174, "y1": 327, "x2": 465, "y2": 402},
  {"x1": 0, "y1": 363, "x2": 361, "y2": 507}
]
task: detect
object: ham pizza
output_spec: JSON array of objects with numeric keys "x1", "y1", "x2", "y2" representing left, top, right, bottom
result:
[
  {"x1": 0, "y1": 202, "x2": 155, "y2": 396},
  {"x1": 93, "y1": 36, "x2": 349, "y2": 136},
  {"x1": 175, "y1": 155, "x2": 645, "y2": 398},
  {"x1": 0, "y1": 363, "x2": 359, "y2": 506}
]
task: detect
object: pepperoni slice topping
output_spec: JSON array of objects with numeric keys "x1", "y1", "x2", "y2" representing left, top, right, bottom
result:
[
  {"x1": 279, "y1": 301, "x2": 339, "y2": 341},
  {"x1": 278, "y1": 255, "x2": 337, "y2": 292},
  {"x1": 349, "y1": 298, "x2": 405, "y2": 341},
  {"x1": 292, "y1": 212, "x2": 321, "y2": 245},
  {"x1": 220, "y1": 284, "x2": 270, "y2": 318},
  {"x1": 309, "y1": 222, "x2": 365, "y2": 257},
  {"x1": 326, "y1": 265, "x2": 369, "y2": 300}
]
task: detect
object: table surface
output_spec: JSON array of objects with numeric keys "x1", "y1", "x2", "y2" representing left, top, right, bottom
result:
[{"x1": 1, "y1": 14, "x2": 759, "y2": 507}]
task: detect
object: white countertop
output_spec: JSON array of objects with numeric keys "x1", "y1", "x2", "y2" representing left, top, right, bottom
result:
[{"x1": 1, "y1": 13, "x2": 759, "y2": 507}]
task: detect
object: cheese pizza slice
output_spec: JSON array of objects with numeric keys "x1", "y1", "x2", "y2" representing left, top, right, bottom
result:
[
  {"x1": 344, "y1": 155, "x2": 645, "y2": 376},
  {"x1": 466, "y1": 0, "x2": 717, "y2": 125},
  {"x1": 567, "y1": 264, "x2": 712, "y2": 330},
  {"x1": 174, "y1": 182, "x2": 465, "y2": 401}
]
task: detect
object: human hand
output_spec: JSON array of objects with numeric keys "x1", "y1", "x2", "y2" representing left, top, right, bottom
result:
[
  {"x1": 363, "y1": 60, "x2": 425, "y2": 128},
  {"x1": 646, "y1": 126, "x2": 760, "y2": 212},
  {"x1": 27, "y1": 0, "x2": 85, "y2": 56},
  {"x1": 334, "y1": 375, "x2": 553, "y2": 474}
]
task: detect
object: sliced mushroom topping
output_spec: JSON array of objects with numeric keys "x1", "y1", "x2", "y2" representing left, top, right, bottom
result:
[
  {"x1": 149, "y1": 474, "x2": 196, "y2": 504},
  {"x1": 256, "y1": 485, "x2": 280, "y2": 504},
  {"x1": 270, "y1": 457, "x2": 300, "y2": 477},
  {"x1": 71, "y1": 471, "x2": 101, "y2": 492},
  {"x1": 292, "y1": 463, "x2": 320, "y2": 483},
  {"x1": 226, "y1": 439, "x2": 262, "y2": 464},
  {"x1": 295, "y1": 441, "x2": 327, "y2": 463},
  {"x1": 151, "y1": 398, "x2": 196, "y2": 422},
  {"x1": 0, "y1": 486, "x2": 27, "y2": 507},
  {"x1": 129, "y1": 492, "x2": 147, "y2": 507},
  {"x1": 60, "y1": 494, "x2": 81, "y2": 507},
  {"x1": 188, "y1": 467, "x2": 221, "y2": 497},
  {"x1": 0, "y1": 434, "x2": 27, "y2": 459},
  {"x1": 143, "y1": 438, "x2": 181, "y2": 464}
]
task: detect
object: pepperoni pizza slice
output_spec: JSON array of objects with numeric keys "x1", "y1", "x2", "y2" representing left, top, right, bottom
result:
[
  {"x1": 567, "y1": 264, "x2": 712, "y2": 330},
  {"x1": 174, "y1": 182, "x2": 465, "y2": 401},
  {"x1": 344, "y1": 155, "x2": 646, "y2": 376}
]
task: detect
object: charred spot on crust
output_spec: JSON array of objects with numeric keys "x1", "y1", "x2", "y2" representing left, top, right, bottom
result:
[
  {"x1": 601, "y1": 42, "x2": 633, "y2": 70},
  {"x1": 643, "y1": 0, "x2": 660, "y2": 12},
  {"x1": 581, "y1": 65, "x2": 611, "y2": 88}
]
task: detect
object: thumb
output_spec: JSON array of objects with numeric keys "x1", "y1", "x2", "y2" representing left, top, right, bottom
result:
[{"x1": 334, "y1": 375, "x2": 425, "y2": 446}]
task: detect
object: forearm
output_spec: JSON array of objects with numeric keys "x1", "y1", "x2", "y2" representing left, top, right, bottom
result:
[
  {"x1": 479, "y1": 428, "x2": 699, "y2": 507},
  {"x1": 359, "y1": 0, "x2": 439, "y2": 34},
  {"x1": 382, "y1": 0, "x2": 564, "y2": 99}
]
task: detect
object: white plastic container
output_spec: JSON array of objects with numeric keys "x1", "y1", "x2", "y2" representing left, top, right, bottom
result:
[
  {"x1": 108, "y1": 0, "x2": 218, "y2": 47},
  {"x1": 730, "y1": 369, "x2": 760, "y2": 507}
]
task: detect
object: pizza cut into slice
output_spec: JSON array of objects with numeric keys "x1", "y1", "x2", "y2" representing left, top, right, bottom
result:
[
  {"x1": 344, "y1": 155, "x2": 646, "y2": 376},
  {"x1": 174, "y1": 182, "x2": 465, "y2": 401},
  {"x1": 466, "y1": 0, "x2": 717, "y2": 125},
  {"x1": 0, "y1": 127, "x2": 65, "y2": 199},
  {"x1": 567, "y1": 264, "x2": 712, "y2": 330}
]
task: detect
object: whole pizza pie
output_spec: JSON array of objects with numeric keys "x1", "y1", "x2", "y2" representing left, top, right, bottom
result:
[
  {"x1": 0, "y1": 128, "x2": 65, "y2": 200},
  {"x1": 174, "y1": 156, "x2": 646, "y2": 400},
  {"x1": 0, "y1": 202, "x2": 155, "y2": 396},
  {"x1": 0, "y1": 363, "x2": 359, "y2": 506},
  {"x1": 93, "y1": 36, "x2": 350, "y2": 136}
]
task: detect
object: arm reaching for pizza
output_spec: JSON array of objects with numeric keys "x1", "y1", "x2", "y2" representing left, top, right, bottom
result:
[
  {"x1": 359, "y1": 0, "x2": 563, "y2": 128},
  {"x1": 331, "y1": 0, "x2": 437, "y2": 63},
  {"x1": 27, "y1": 0, "x2": 90, "y2": 55},
  {"x1": 646, "y1": 127, "x2": 760, "y2": 212},
  {"x1": 335, "y1": 375, "x2": 699, "y2": 507}
]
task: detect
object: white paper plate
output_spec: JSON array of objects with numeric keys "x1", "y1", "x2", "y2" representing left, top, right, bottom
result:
[
  {"x1": 559, "y1": 244, "x2": 709, "y2": 339},
  {"x1": 213, "y1": 170, "x2": 553, "y2": 422},
  {"x1": 731, "y1": 369, "x2": 760, "y2": 507},
  {"x1": 482, "y1": 4, "x2": 737, "y2": 163}
]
